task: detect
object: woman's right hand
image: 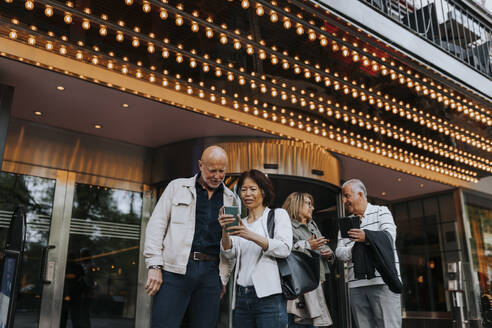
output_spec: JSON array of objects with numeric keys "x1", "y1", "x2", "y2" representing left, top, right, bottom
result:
[
  {"x1": 218, "y1": 212, "x2": 237, "y2": 232},
  {"x1": 308, "y1": 234, "x2": 328, "y2": 250}
]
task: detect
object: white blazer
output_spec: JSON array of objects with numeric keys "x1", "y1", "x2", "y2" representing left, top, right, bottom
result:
[{"x1": 221, "y1": 207, "x2": 293, "y2": 307}]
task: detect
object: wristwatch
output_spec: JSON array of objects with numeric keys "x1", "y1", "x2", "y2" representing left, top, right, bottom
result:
[{"x1": 148, "y1": 265, "x2": 163, "y2": 270}]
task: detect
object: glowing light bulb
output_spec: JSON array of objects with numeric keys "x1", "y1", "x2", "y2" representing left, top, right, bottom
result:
[
  {"x1": 175, "y1": 15, "x2": 184, "y2": 26},
  {"x1": 99, "y1": 26, "x2": 107, "y2": 36},
  {"x1": 132, "y1": 38, "x2": 140, "y2": 47},
  {"x1": 8, "y1": 30, "x2": 17, "y2": 39},
  {"x1": 160, "y1": 9, "x2": 168, "y2": 20},
  {"x1": 206, "y1": 28, "x2": 213, "y2": 38},
  {"x1": 219, "y1": 34, "x2": 228, "y2": 44},
  {"x1": 44, "y1": 6, "x2": 53, "y2": 16},
  {"x1": 296, "y1": 25, "x2": 304, "y2": 35},
  {"x1": 283, "y1": 18, "x2": 292, "y2": 29},
  {"x1": 142, "y1": 2, "x2": 151, "y2": 13},
  {"x1": 147, "y1": 43, "x2": 155, "y2": 53},
  {"x1": 241, "y1": 0, "x2": 249, "y2": 9},
  {"x1": 64, "y1": 13, "x2": 72, "y2": 24},
  {"x1": 256, "y1": 5, "x2": 264, "y2": 16},
  {"x1": 270, "y1": 12, "x2": 278, "y2": 23},
  {"x1": 116, "y1": 32, "x2": 124, "y2": 42},
  {"x1": 82, "y1": 20, "x2": 91, "y2": 30},
  {"x1": 191, "y1": 23, "x2": 199, "y2": 32},
  {"x1": 25, "y1": 1, "x2": 34, "y2": 10}
]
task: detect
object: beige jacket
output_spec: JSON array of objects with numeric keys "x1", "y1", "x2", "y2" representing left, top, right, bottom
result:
[{"x1": 143, "y1": 175, "x2": 240, "y2": 285}]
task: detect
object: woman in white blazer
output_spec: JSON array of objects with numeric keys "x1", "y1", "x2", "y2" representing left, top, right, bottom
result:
[{"x1": 219, "y1": 169, "x2": 293, "y2": 328}]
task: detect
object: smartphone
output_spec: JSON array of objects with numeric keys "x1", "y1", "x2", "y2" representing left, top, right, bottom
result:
[
  {"x1": 224, "y1": 206, "x2": 239, "y2": 229},
  {"x1": 338, "y1": 216, "x2": 361, "y2": 238}
]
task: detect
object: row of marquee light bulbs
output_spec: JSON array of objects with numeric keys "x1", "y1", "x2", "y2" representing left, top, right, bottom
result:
[
  {"x1": 4, "y1": 26, "x2": 482, "y2": 183},
  {"x1": 16, "y1": 0, "x2": 492, "y2": 155},
  {"x1": 11, "y1": 0, "x2": 492, "y2": 176},
  {"x1": 20, "y1": 0, "x2": 492, "y2": 128},
  {"x1": 7, "y1": 21, "x2": 490, "y2": 176},
  {"x1": 17, "y1": 0, "x2": 492, "y2": 138},
  {"x1": 15, "y1": 0, "x2": 492, "y2": 152},
  {"x1": 4, "y1": 1, "x2": 490, "y2": 182}
]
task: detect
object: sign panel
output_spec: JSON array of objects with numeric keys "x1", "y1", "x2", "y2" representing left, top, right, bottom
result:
[{"x1": 0, "y1": 255, "x2": 18, "y2": 328}]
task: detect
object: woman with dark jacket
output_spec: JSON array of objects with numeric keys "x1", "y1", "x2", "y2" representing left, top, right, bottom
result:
[{"x1": 283, "y1": 192, "x2": 333, "y2": 327}]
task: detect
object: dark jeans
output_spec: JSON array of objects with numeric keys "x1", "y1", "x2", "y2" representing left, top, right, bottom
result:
[
  {"x1": 152, "y1": 259, "x2": 222, "y2": 328},
  {"x1": 234, "y1": 285, "x2": 288, "y2": 328}
]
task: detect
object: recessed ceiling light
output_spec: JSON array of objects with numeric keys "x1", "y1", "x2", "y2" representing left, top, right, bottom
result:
[
  {"x1": 419, "y1": 183, "x2": 424, "y2": 188},
  {"x1": 56, "y1": 86, "x2": 65, "y2": 91},
  {"x1": 397, "y1": 177, "x2": 402, "y2": 182},
  {"x1": 121, "y1": 103, "x2": 129, "y2": 108},
  {"x1": 93, "y1": 124, "x2": 102, "y2": 129},
  {"x1": 34, "y1": 111, "x2": 43, "y2": 116},
  {"x1": 381, "y1": 192, "x2": 387, "y2": 196}
]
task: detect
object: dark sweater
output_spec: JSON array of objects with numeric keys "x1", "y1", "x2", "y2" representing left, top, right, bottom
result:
[{"x1": 352, "y1": 230, "x2": 403, "y2": 293}]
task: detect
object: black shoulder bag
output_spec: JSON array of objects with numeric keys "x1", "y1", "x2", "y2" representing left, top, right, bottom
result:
[{"x1": 267, "y1": 209, "x2": 320, "y2": 300}]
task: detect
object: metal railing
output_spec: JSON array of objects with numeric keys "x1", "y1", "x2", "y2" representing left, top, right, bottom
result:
[{"x1": 360, "y1": 0, "x2": 492, "y2": 78}]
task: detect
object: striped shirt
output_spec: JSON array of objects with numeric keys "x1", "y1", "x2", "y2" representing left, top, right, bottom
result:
[{"x1": 335, "y1": 203, "x2": 400, "y2": 289}]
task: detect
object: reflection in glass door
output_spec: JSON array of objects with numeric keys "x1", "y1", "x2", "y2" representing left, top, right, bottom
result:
[
  {"x1": 0, "y1": 171, "x2": 56, "y2": 327},
  {"x1": 60, "y1": 183, "x2": 142, "y2": 328}
]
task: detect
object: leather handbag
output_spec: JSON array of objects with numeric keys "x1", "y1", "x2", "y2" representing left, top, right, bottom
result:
[{"x1": 267, "y1": 209, "x2": 320, "y2": 300}]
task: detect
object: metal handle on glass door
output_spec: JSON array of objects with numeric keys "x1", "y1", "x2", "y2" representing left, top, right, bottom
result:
[{"x1": 40, "y1": 245, "x2": 56, "y2": 284}]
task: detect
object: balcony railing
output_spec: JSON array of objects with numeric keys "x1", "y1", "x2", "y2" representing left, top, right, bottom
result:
[{"x1": 360, "y1": 0, "x2": 492, "y2": 78}]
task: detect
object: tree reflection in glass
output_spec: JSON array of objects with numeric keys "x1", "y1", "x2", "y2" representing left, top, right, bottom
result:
[
  {"x1": 0, "y1": 172, "x2": 56, "y2": 327},
  {"x1": 61, "y1": 183, "x2": 142, "y2": 328}
]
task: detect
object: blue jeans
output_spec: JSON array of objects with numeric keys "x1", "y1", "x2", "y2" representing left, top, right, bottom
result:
[
  {"x1": 234, "y1": 285, "x2": 288, "y2": 328},
  {"x1": 151, "y1": 259, "x2": 222, "y2": 328}
]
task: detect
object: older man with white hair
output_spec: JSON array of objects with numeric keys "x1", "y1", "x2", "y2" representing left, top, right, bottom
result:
[{"x1": 336, "y1": 179, "x2": 402, "y2": 328}]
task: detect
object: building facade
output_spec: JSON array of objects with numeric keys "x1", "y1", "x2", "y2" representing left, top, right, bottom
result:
[{"x1": 0, "y1": 0, "x2": 491, "y2": 327}]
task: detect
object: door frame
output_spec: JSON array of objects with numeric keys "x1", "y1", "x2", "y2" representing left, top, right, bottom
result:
[{"x1": 1, "y1": 160, "x2": 153, "y2": 328}]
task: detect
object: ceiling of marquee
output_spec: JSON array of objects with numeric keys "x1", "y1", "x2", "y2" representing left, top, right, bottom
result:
[
  {"x1": 0, "y1": 0, "x2": 490, "y2": 184},
  {"x1": 0, "y1": 56, "x2": 271, "y2": 147},
  {"x1": 0, "y1": 55, "x2": 454, "y2": 201}
]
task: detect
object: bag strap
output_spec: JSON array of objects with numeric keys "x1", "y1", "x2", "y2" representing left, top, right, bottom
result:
[{"x1": 267, "y1": 208, "x2": 276, "y2": 238}]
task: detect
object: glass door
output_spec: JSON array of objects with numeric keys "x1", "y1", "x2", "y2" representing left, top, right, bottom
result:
[
  {"x1": 59, "y1": 182, "x2": 143, "y2": 328},
  {"x1": 0, "y1": 171, "x2": 56, "y2": 327}
]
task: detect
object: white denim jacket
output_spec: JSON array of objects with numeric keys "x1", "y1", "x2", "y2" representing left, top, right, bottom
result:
[
  {"x1": 221, "y1": 207, "x2": 292, "y2": 307},
  {"x1": 143, "y1": 175, "x2": 240, "y2": 285}
]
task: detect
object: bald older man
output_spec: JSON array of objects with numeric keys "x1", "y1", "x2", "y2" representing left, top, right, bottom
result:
[{"x1": 144, "y1": 146, "x2": 240, "y2": 328}]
